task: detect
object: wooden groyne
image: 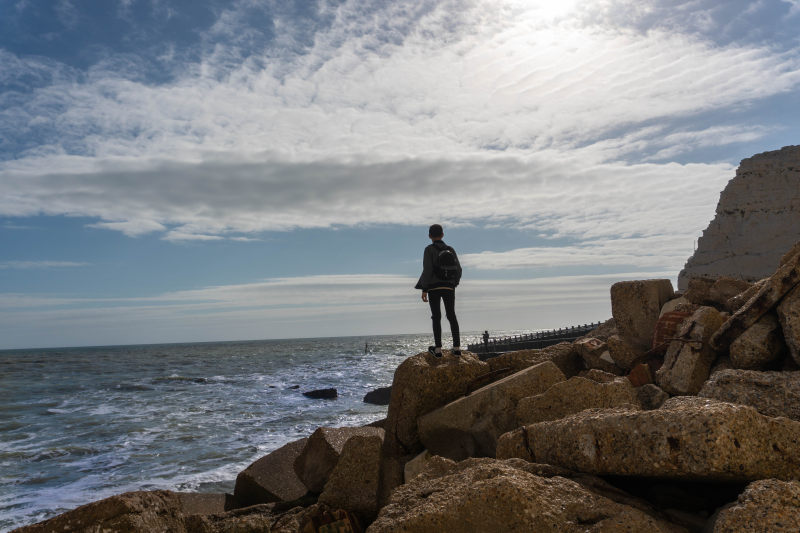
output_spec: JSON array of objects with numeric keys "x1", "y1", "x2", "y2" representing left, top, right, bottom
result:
[{"x1": 467, "y1": 322, "x2": 602, "y2": 356}]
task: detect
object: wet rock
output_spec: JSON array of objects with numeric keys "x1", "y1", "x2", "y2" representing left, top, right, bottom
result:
[
  {"x1": 319, "y1": 434, "x2": 383, "y2": 520},
  {"x1": 303, "y1": 387, "x2": 337, "y2": 399},
  {"x1": 656, "y1": 306, "x2": 724, "y2": 395},
  {"x1": 486, "y1": 342, "x2": 582, "y2": 377},
  {"x1": 729, "y1": 312, "x2": 785, "y2": 369},
  {"x1": 574, "y1": 337, "x2": 622, "y2": 374},
  {"x1": 234, "y1": 437, "x2": 310, "y2": 506},
  {"x1": 295, "y1": 426, "x2": 384, "y2": 493},
  {"x1": 516, "y1": 376, "x2": 639, "y2": 425},
  {"x1": 711, "y1": 248, "x2": 800, "y2": 351},
  {"x1": 699, "y1": 369, "x2": 800, "y2": 421},
  {"x1": 418, "y1": 361, "x2": 565, "y2": 460},
  {"x1": 710, "y1": 479, "x2": 800, "y2": 532},
  {"x1": 637, "y1": 383, "x2": 669, "y2": 410},
  {"x1": 778, "y1": 283, "x2": 800, "y2": 365},
  {"x1": 12, "y1": 490, "x2": 187, "y2": 533},
  {"x1": 377, "y1": 351, "x2": 488, "y2": 506},
  {"x1": 497, "y1": 396, "x2": 800, "y2": 481},
  {"x1": 363, "y1": 386, "x2": 392, "y2": 405},
  {"x1": 368, "y1": 457, "x2": 687, "y2": 533},
  {"x1": 611, "y1": 279, "x2": 675, "y2": 350}
]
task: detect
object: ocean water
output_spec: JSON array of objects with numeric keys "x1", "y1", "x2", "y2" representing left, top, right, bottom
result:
[{"x1": 0, "y1": 333, "x2": 459, "y2": 531}]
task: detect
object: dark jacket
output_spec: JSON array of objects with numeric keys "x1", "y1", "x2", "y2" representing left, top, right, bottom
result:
[{"x1": 415, "y1": 240, "x2": 461, "y2": 291}]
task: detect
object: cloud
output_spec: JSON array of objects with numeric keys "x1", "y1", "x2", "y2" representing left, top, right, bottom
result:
[
  {"x1": 0, "y1": 260, "x2": 89, "y2": 269},
  {"x1": 1, "y1": 0, "x2": 798, "y2": 254}
]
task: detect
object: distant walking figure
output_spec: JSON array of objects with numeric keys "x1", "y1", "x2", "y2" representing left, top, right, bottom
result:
[{"x1": 415, "y1": 224, "x2": 462, "y2": 357}]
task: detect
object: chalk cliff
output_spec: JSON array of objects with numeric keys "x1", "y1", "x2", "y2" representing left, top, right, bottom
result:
[{"x1": 678, "y1": 145, "x2": 800, "y2": 290}]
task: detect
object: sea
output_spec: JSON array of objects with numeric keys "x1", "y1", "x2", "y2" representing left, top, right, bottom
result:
[{"x1": 0, "y1": 331, "x2": 504, "y2": 531}]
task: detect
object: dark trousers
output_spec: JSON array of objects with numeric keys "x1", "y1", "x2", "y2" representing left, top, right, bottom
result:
[{"x1": 428, "y1": 289, "x2": 460, "y2": 348}]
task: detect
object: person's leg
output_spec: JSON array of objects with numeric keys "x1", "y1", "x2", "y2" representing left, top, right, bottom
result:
[
  {"x1": 428, "y1": 291, "x2": 443, "y2": 349},
  {"x1": 442, "y1": 291, "x2": 460, "y2": 349}
]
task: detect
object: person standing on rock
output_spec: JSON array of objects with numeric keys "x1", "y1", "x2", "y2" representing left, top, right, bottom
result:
[{"x1": 415, "y1": 224, "x2": 462, "y2": 357}]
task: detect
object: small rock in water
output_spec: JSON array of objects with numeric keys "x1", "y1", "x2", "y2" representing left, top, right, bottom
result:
[
  {"x1": 363, "y1": 386, "x2": 392, "y2": 405},
  {"x1": 288, "y1": 385, "x2": 300, "y2": 389},
  {"x1": 303, "y1": 388, "x2": 338, "y2": 399}
]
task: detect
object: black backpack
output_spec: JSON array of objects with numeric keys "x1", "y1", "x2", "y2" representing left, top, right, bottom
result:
[{"x1": 433, "y1": 242, "x2": 461, "y2": 284}]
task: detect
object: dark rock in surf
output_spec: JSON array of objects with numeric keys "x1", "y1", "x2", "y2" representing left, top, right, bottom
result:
[
  {"x1": 364, "y1": 386, "x2": 392, "y2": 405},
  {"x1": 303, "y1": 388, "x2": 338, "y2": 399}
]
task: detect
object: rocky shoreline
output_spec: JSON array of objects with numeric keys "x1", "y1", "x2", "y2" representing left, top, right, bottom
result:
[{"x1": 14, "y1": 240, "x2": 800, "y2": 532}]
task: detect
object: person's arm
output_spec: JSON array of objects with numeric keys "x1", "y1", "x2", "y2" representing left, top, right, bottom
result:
[{"x1": 415, "y1": 245, "x2": 434, "y2": 297}]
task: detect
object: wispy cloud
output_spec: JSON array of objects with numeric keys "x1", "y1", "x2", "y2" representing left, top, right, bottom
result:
[
  {"x1": 0, "y1": 260, "x2": 89, "y2": 270},
  {"x1": 0, "y1": 271, "x2": 670, "y2": 347}
]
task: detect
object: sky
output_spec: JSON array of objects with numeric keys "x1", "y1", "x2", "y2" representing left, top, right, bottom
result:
[{"x1": 1, "y1": 0, "x2": 799, "y2": 349}]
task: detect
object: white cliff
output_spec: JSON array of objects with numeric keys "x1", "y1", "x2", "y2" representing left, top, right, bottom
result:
[{"x1": 678, "y1": 145, "x2": 800, "y2": 290}]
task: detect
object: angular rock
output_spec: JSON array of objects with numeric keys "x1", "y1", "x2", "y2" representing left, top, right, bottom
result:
[
  {"x1": 656, "y1": 306, "x2": 724, "y2": 395},
  {"x1": 699, "y1": 369, "x2": 800, "y2": 421},
  {"x1": 781, "y1": 241, "x2": 800, "y2": 266},
  {"x1": 729, "y1": 312, "x2": 785, "y2": 369},
  {"x1": 319, "y1": 434, "x2": 383, "y2": 520},
  {"x1": 636, "y1": 383, "x2": 669, "y2": 410},
  {"x1": 234, "y1": 437, "x2": 309, "y2": 506},
  {"x1": 660, "y1": 297, "x2": 695, "y2": 315},
  {"x1": 727, "y1": 277, "x2": 767, "y2": 312},
  {"x1": 611, "y1": 279, "x2": 675, "y2": 350},
  {"x1": 295, "y1": 426, "x2": 384, "y2": 493},
  {"x1": 652, "y1": 310, "x2": 694, "y2": 356},
  {"x1": 13, "y1": 491, "x2": 187, "y2": 533},
  {"x1": 516, "y1": 376, "x2": 639, "y2": 425},
  {"x1": 778, "y1": 283, "x2": 800, "y2": 365},
  {"x1": 486, "y1": 341, "x2": 582, "y2": 377},
  {"x1": 678, "y1": 146, "x2": 800, "y2": 289},
  {"x1": 363, "y1": 386, "x2": 392, "y2": 405},
  {"x1": 709, "y1": 277, "x2": 753, "y2": 311},
  {"x1": 368, "y1": 457, "x2": 686, "y2": 533},
  {"x1": 573, "y1": 337, "x2": 621, "y2": 374},
  {"x1": 710, "y1": 479, "x2": 800, "y2": 532},
  {"x1": 578, "y1": 317, "x2": 617, "y2": 342},
  {"x1": 418, "y1": 361, "x2": 566, "y2": 460},
  {"x1": 683, "y1": 277, "x2": 716, "y2": 306},
  {"x1": 497, "y1": 396, "x2": 800, "y2": 481},
  {"x1": 579, "y1": 368, "x2": 619, "y2": 383},
  {"x1": 607, "y1": 334, "x2": 644, "y2": 370},
  {"x1": 404, "y1": 449, "x2": 432, "y2": 483},
  {"x1": 177, "y1": 493, "x2": 230, "y2": 516},
  {"x1": 627, "y1": 362, "x2": 653, "y2": 387},
  {"x1": 711, "y1": 248, "x2": 800, "y2": 351},
  {"x1": 378, "y1": 351, "x2": 489, "y2": 506}
]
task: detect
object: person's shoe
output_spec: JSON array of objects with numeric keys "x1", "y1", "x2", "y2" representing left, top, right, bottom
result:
[
  {"x1": 453, "y1": 347, "x2": 462, "y2": 356},
  {"x1": 428, "y1": 346, "x2": 442, "y2": 358}
]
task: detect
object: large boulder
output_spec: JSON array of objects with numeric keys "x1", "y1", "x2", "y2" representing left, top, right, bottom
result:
[
  {"x1": 12, "y1": 491, "x2": 188, "y2": 533},
  {"x1": 610, "y1": 279, "x2": 675, "y2": 350},
  {"x1": 417, "y1": 361, "x2": 565, "y2": 460},
  {"x1": 486, "y1": 342, "x2": 582, "y2": 377},
  {"x1": 496, "y1": 396, "x2": 800, "y2": 481},
  {"x1": 711, "y1": 247, "x2": 800, "y2": 351},
  {"x1": 573, "y1": 337, "x2": 621, "y2": 374},
  {"x1": 319, "y1": 434, "x2": 383, "y2": 520},
  {"x1": 234, "y1": 438, "x2": 309, "y2": 506},
  {"x1": 606, "y1": 334, "x2": 645, "y2": 370},
  {"x1": 377, "y1": 351, "x2": 488, "y2": 506},
  {"x1": 656, "y1": 306, "x2": 724, "y2": 395},
  {"x1": 699, "y1": 369, "x2": 800, "y2": 421},
  {"x1": 710, "y1": 479, "x2": 800, "y2": 532},
  {"x1": 516, "y1": 376, "x2": 639, "y2": 425},
  {"x1": 367, "y1": 457, "x2": 686, "y2": 533},
  {"x1": 678, "y1": 146, "x2": 800, "y2": 289},
  {"x1": 295, "y1": 426, "x2": 384, "y2": 493},
  {"x1": 778, "y1": 283, "x2": 800, "y2": 365},
  {"x1": 729, "y1": 312, "x2": 785, "y2": 369}
]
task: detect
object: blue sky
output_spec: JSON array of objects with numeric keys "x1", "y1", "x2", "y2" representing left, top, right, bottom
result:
[{"x1": 1, "y1": 0, "x2": 799, "y2": 349}]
